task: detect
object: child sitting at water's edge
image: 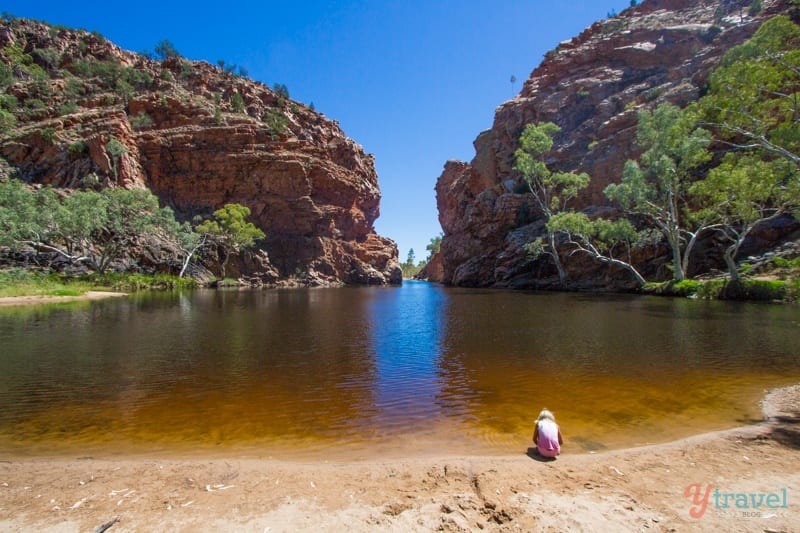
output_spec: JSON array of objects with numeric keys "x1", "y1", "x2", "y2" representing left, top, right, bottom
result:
[{"x1": 532, "y1": 408, "x2": 563, "y2": 458}]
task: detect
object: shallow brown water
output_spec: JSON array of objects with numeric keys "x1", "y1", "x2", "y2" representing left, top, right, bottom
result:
[{"x1": 0, "y1": 281, "x2": 798, "y2": 458}]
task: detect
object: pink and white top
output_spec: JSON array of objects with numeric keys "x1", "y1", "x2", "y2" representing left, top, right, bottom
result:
[{"x1": 536, "y1": 419, "x2": 561, "y2": 457}]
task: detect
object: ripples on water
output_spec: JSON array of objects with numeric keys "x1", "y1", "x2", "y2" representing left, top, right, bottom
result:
[{"x1": 1, "y1": 281, "x2": 799, "y2": 457}]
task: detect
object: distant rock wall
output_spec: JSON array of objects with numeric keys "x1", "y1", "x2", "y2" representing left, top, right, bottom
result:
[
  {"x1": 0, "y1": 19, "x2": 401, "y2": 285},
  {"x1": 435, "y1": 0, "x2": 797, "y2": 288}
]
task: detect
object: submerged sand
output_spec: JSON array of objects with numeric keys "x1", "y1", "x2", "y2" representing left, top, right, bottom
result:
[
  {"x1": 0, "y1": 291, "x2": 126, "y2": 307},
  {"x1": 0, "y1": 385, "x2": 798, "y2": 532}
]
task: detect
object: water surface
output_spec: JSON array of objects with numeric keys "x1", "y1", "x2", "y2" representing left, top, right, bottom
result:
[{"x1": 1, "y1": 281, "x2": 798, "y2": 458}]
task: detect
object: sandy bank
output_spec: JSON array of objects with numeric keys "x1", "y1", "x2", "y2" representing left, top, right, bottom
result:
[
  {"x1": 0, "y1": 386, "x2": 798, "y2": 532},
  {"x1": 0, "y1": 291, "x2": 127, "y2": 307}
]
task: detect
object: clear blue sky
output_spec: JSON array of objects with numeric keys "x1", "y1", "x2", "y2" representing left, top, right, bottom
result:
[{"x1": 4, "y1": 0, "x2": 632, "y2": 262}]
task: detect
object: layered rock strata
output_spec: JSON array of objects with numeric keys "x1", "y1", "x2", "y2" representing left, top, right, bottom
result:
[{"x1": 0, "y1": 19, "x2": 401, "y2": 285}]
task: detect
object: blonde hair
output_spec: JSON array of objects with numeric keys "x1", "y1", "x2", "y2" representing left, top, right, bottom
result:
[{"x1": 537, "y1": 408, "x2": 556, "y2": 423}]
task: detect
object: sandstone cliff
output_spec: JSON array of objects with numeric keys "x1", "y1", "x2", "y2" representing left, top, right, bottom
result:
[
  {"x1": 434, "y1": 0, "x2": 798, "y2": 288},
  {"x1": 0, "y1": 18, "x2": 401, "y2": 285}
]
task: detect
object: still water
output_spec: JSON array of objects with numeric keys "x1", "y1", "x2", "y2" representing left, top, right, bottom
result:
[{"x1": 1, "y1": 281, "x2": 799, "y2": 458}]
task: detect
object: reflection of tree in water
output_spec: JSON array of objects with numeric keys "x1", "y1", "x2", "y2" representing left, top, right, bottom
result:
[
  {"x1": 433, "y1": 291, "x2": 800, "y2": 449},
  {"x1": 2, "y1": 286, "x2": 800, "y2": 453}
]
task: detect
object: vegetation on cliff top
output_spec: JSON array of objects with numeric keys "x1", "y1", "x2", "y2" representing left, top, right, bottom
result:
[{"x1": 0, "y1": 14, "x2": 301, "y2": 134}]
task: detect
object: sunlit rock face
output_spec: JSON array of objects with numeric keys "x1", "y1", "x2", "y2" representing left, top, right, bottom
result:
[
  {"x1": 0, "y1": 19, "x2": 401, "y2": 285},
  {"x1": 434, "y1": 0, "x2": 797, "y2": 289}
]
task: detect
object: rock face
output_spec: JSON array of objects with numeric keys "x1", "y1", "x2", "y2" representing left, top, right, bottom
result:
[
  {"x1": 0, "y1": 18, "x2": 401, "y2": 286},
  {"x1": 435, "y1": 0, "x2": 797, "y2": 288}
]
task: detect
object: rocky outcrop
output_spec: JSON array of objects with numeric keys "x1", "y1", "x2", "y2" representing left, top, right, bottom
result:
[
  {"x1": 0, "y1": 18, "x2": 401, "y2": 285},
  {"x1": 435, "y1": 0, "x2": 798, "y2": 288}
]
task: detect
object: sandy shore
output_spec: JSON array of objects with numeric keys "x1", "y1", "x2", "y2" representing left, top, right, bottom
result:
[
  {"x1": 0, "y1": 291, "x2": 127, "y2": 307},
  {"x1": 1, "y1": 386, "x2": 798, "y2": 532}
]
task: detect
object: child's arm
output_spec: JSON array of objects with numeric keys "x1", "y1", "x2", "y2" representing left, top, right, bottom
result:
[{"x1": 533, "y1": 425, "x2": 539, "y2": 444}]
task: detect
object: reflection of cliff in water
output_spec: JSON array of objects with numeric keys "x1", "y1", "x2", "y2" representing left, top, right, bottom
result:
[{"x1": 1, "y1": 284, "x2": 799, "y2": 456}]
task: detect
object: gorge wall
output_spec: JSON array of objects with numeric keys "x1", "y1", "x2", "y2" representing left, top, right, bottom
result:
[
  {"x1": 0, "y1": 18, "x2": 401, "y2": 285},
  {"x1": 434, "y1": 0, "x2": 797, "y2": 288}
]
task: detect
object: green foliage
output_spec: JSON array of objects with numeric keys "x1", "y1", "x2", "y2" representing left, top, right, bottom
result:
[
  {"x1": 106, "y1": 138, "x2": 127, "y2": 157},
  {"x1": 31, "y1": 47, "x2": 61, "y2": 70},
  {"x1": 263, "y1": 108, "x2": 288, "y2": 137},
  {"x1": 195, "y1": 203, "x2": 265, "y2": 278},
  {"x1": 63, "y1": 77, "x2": 85, "y2": 99},
  {"x1": 687, "y1": 16, "x2": 800, "y2": 281},
  {"x1": 605, "y1": 103, "x2": 712, "y2": 281},
  {"x1": 705, "y1": 279, "x2": 787, "y2": 301},
  {"x1": 643, "y1": 280, "x2": 701, "y2": 297},
  {"x1": 514, "y1": 122, "x2": 590, "y2": 216},
  {"x1": 57, "y1": 101, "x2": 78, "y2": 116},
  {"x1": 106, "y1": 137, "x2": 127, "y2": 181},
  {"x1": 426, "y1": 234, "x2": 442, "y2": 261},
  {"x1": 546, "y1": 211, "x2": 646, "y2": 285},
  {"x1": 67, "y1": 141, "x2": 88, "y2": 156},
  {"x1": 771, "y1": 256, "x2": 800, "y2": 269},
  {"x1": 129, "y1": 112, "x2": 154, "y2": 130},
  {"x1": 748, "y1": 0, "x2": 763, "y2": 16},
  {"x1": 231, "y1": 92, "x2": 245, "y2": 113},
  {"x1": 695, "y1": 16, "x2": 800, "y2": 167},
  {"x1": 3, "y1": 44, "x2": 49, "y2": 82},
  {"x1": 0, "y1": 179, "x2": 196, "y2": 275},
  {"x1": 691, "y1": 155, "x2": 799, "y2": 226},
  {"x1": 0, "y1": 108, "x2": 15, "y2": 133},
  {"x1": 22, "y1": 97, "x2": 47, "y2": 120},
  {"x1": 0, "y1": 62, "x2": 13, "y2": 88},
  {"x1": 0, "y1": 268, "x2": 195, "y2": 297},
  {"x1": 179, "y1": 60, "x2": 194, "y2": 79},
  {"x1": 68, "y1": 59, "x2": 152, "y2": 96},
  {"x1": 400, "y1": 248, "x2": 423, "y2": 278},
  {"x1": 273, "y1": 83, "x2": 290, "y2": 99},
  {"x1": 85, "y1": 272, "x2": 197, "y2": 291},
  {"x1": 0, "y1": 268, "x2": 92, "y2": 298},
  {"x1": 513, "y1": 122, "x2": 591, "y2": 286},
  {"x1": 39, "y1": 127, "x2": 57, "y2": 142},
  {"x1": 645, "y1": 279, "x2": 794, "y2": 302},
  {"x1": 159, "y1": 68, "x2": 174, "y2": 83},
  {"x1": 154, "y1": 39, "x2": 180, "y2": 60}
]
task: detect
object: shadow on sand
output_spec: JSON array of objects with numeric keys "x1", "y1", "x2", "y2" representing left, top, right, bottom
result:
[{"x1": 526, "y1": 447, "x2": 557, "y2": 462}]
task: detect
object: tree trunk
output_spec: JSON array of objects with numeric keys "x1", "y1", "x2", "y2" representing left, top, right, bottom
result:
[
  {"x1": 179, "y1": 238, "x2": 206, "y2": 278},
  {"x1": 549, "y1": 232, "x2": 566, "y2": 287},
  {"x1": 669, "y1": 232, "x2": 685, "y2": 281},
  {"x1": 612, "y1": 259, "x2": 646, "y2": 287},
  {"x1": 724, "y1": 245, "x2": 740, "y2": 282},
  {"x1": 219, "y1": 249, "x2": 230, "y2": 279}
]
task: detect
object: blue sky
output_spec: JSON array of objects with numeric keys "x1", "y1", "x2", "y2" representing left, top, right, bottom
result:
[{"x1": 4, "y1": 1, "x2": 632, "y2": 262}]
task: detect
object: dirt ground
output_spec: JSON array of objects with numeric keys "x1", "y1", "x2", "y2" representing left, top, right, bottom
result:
[{"x1": 1, "y1": 385, "x2": 798, "y2": 532}]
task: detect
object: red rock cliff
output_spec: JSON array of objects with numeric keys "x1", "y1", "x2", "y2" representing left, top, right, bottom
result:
[
  {"x1": 435, "y1": 0, "x2": 795, "y2": 288},
  {"x1": 0, "y1": 18, "x2": 401, "y2": 286}
]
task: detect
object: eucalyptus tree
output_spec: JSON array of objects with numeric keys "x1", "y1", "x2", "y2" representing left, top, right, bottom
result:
[
  {"x1": 195, "y1": 203, "x2": 265, "y2": 279},
  {"x1": 695, "y1": 15, "x2": 800, "y2": 169},
  {"x1": 690, "y1": 155, "x2": 799, "y2": 281},
  {"x1": 687, "y1": 15, "x2": 800, "y2": 281},
  {"x1": 513, "y1": 122, "x2": 590, "y2": 286},
  {"x1": 546, "y1": 211, "x2": 649, "y2": 286},
  {"x1": 604, "y1": 103, "x2": 712, "y2": 281}
]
